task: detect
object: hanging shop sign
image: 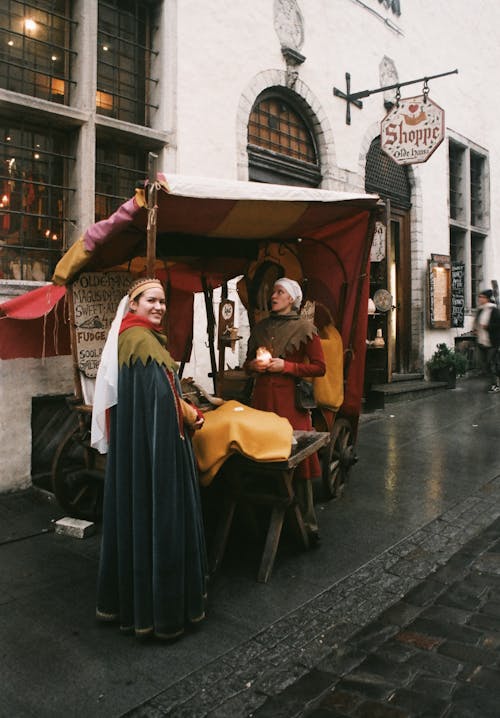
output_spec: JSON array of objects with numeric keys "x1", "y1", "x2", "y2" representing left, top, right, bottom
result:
[{"x1": 381, "y1": 95, "x2": 445, "y2": 165}]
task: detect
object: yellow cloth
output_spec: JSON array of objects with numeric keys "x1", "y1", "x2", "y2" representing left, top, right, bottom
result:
[
  {"x1": 52, "y1": 237, "x2": 91, "y2": 285},
  {"x1": 313, "y1": 324, "x2": 344, "y2": 411},
  {"x1": 192, "y1": 400, "x2": 293, "y2": 486}
]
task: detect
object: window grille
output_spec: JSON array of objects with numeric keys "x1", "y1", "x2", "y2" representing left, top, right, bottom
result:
[
  {"x1": 0, "y1": 123, "x2": 75, "y2": 281},
  {"x1": 97, "y1": 0, "x2": 159, "y2": 126},
  {"x1": 0, "y1": 0, "x2": 76, "y2": 105},
  {"x1": 248, "y1": 97, "x2": 316, "y2": 164},
  {"x1": 247, "y1": 91, "x2": 321, "y2": 187},
  {"x1": 448, "y1": 137, "x2": 489, "y2": 308},
  {"x1": 95, "y1": 141, "x2": 148, "y2": 221}
]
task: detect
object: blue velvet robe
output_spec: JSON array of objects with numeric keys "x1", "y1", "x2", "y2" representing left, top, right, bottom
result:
[{"x1": 96, "y1": 325, "x2": 207, "y2": 639}]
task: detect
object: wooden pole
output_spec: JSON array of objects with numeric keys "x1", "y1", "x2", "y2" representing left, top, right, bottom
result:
[
  {"x1": 146, "y1": 152, "x2": 158, "y2": 277},
  {"x1": 202, "y1": 275, "x2": 218, "y2": 395}
]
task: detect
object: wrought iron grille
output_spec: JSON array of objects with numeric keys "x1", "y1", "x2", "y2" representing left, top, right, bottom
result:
[{"x1": 365, "y1": 137, "x2": 411, "y2": 208}]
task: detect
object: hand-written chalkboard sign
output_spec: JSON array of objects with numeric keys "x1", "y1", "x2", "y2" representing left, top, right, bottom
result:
[
  {"x1": 72, "y1": 272, "x2": 132, "y2": 378},
  {"x1": 451, "y1": 262, "x2": 465, "y2": 328},
  {"x1": 428, "y1": 255, "x2": 451, "y2": 328}
]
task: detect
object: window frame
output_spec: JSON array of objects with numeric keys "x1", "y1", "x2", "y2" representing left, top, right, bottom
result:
[
  {"x1": 0, "y1": 0, "x2": 77, "y2": 106},
  {"x1": 96, "y1": 0, "x2": 159, "y2": 127},
  {"x1": 448, "y1": 134, "x2": 490, "y2": 310},
  {"x1": 0, "y1": 120, "x2": 76, "y2": 281}
]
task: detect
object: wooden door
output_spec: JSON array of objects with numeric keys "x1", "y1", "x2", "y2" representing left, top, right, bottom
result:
[{"x1": 388, "y1": 208, "x2": 411, "y2": 374}]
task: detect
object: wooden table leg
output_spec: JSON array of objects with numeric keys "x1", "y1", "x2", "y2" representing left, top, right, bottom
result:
[
  {"x1": 209, "y1": 496, "x2": 236, "y2": 576},
  {"x1": 257, "y1": 504, "x2": 286, "y2": 584},
  {"x1": 287, "y1": 503, "x2": 310, "y2": 549},
  {"x1": 282, "y1": 469, "x2": 309, "y2": 549}
]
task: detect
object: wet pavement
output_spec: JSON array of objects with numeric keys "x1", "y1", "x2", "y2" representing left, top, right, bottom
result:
[{"x1": 1, "y1": 376, "x2": 500, "y2": 717}]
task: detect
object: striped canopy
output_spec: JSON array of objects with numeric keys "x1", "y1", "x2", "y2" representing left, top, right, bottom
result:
[{"x1": 1, "y1": 174, "x2": 379, "y2": 421}]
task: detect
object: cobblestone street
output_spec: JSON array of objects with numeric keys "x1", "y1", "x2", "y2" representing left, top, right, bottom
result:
[
  {"x1": 1, "y1": 377, "x2": 500, "y2": 717},
  {"x1": 129, "y1": 479, "x2": 500, "y2": 718}
]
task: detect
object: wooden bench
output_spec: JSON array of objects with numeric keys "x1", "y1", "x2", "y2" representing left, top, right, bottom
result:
[{"x1": 208, "y1": 430, "x2": 330, "y2": 583}]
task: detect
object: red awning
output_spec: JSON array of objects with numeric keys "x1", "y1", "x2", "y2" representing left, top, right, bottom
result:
[{"x1": 0, "y1": 284, "x2": 70, "y2": 359}]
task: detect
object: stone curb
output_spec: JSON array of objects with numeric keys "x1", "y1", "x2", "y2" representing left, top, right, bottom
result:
[{"x1": 124, "y1": 476, "x2": 500, "y2": 718}]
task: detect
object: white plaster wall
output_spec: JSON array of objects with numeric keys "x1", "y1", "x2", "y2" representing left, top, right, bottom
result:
[{"x1": 0, "y1": 356, "x2": 73, "y2": 492}]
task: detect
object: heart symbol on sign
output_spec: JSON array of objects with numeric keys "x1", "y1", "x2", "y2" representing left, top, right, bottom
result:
[{"x1": 408, "y1": 103, "x2": 419, "y2": 113}]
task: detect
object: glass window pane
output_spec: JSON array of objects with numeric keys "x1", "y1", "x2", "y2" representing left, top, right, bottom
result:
[
  {"x1": 0, "y1": 0, "x2": 75, "y2": 105},
  {"x1": 95, "y1": 141, "x2": 148, "y2": 221},
  {"x1": 248, "y1": 97, "x2": 317, "y2": 164},
  {"x1": 470, "y1": 152, "x2": 486, "y2": 227},
  {"x1": 0, "y1": 122, "x2": 74, "y2": 280},
  {"x1": 97, "y1": 0, "x2": 157, "y2": 126},
  {"x1": 449, "y1": 141, "x2": 465, "y2": 221},
  {"x1": 449, "y1": 227, "x2": 465, "y2": 264},
  {"x1": 471, "y1": 233, "x2": 485, "y2": 307}
]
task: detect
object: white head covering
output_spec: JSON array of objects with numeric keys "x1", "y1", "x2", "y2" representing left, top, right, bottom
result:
[
  {"x1": 274, "y1": 277, "x2": 303, "y2": 310},
  {"x1": 90, "y1": 294, "x2": 130, "y2": 454}
]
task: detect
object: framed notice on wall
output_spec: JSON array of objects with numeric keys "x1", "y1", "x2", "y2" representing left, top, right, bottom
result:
[{"x1": 428, "y1": 255, "x2": 451, "y2": 328}]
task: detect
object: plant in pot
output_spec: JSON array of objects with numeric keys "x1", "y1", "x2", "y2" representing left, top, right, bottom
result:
[{"x1": 426, "y1": 343, "x2": 468, "y2": 388}]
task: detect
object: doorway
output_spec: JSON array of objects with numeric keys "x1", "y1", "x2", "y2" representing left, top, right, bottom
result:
[
  {"x1": 389, "y1": 208, "x2": 411, "y2": 375},
  {"x1": 365, "y1": 137, "x2": 413, "y2": 381}
]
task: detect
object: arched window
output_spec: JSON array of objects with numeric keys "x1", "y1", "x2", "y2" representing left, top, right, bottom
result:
[{"x1": 247, "y1": 90, "x2": 321, "y2": 187}]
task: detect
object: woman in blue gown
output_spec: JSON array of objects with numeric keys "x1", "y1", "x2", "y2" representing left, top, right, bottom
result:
[{"x1": 92, "y1": 277, "x2": 207, "y2": 639}]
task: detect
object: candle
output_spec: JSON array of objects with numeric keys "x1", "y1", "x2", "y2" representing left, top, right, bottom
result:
[{"x1": 256, "y1": 346, "x2": 272, "y2": 367}]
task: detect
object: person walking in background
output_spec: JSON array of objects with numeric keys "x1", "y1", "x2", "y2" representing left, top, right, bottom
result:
[
  {"x1": 473, "y1": 288, "x2": 500, "y2": 393},
  {"x1": 91, "y1": 277, "x2": 207, "y2": 640}
]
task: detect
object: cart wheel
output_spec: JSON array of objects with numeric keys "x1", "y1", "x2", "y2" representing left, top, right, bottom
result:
[
  {"x1": 321, "y1": 418, "x2": 357, "y2": 500},
  {"x1": 51, "y1": 424, "x2": 105, "y2": 521}
]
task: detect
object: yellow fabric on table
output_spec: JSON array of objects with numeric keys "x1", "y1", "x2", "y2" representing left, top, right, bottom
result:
[
  {"x1": 192, "y1": 400, "x2": 293, "y2": 486},
  {"x1": 313, "y1": 323, "x2": 344, "y2": 411}
]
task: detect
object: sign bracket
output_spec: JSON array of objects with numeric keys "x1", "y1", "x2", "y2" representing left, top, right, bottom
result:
[{"x1": 333, "y1": 68, "x2": 458, "y2": 125}]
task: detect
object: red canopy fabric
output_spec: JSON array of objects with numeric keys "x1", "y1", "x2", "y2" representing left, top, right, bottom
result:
[
  {"x1": 0, "y1": 284, "x2": 70, "y2": 359},
  {"x1": 0, "y1": 175, "x2": 378, "y2": 421}
]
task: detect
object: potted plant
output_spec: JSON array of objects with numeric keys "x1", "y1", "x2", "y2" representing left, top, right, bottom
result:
[{"x1": 426, "y1": 343, "x2": 468, "y2": 388}]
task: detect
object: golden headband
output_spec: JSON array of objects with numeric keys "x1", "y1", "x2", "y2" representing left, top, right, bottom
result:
[{"x1": 128, "y1": 278, "x2": 164, "y2": 302}]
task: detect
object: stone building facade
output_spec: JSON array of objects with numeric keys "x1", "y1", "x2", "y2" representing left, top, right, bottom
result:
[{"x1": 1, "y1": 0, "x2": 499, "y2": 490}]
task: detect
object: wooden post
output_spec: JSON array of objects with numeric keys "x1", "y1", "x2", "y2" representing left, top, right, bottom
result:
[
  {"x1": 201, "y1": 275, "x2": 218, "y2": 395},
  {"x1": 146, "y1": 152, "x2": 158, "y2": 277},
  {"x1": 217, "y1": 282, "x2": 228, "y2": 398}
]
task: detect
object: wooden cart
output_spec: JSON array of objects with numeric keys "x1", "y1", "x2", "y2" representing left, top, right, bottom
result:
[{"x1": 5, "y1": 167, "x2": 380, "y2": 540}]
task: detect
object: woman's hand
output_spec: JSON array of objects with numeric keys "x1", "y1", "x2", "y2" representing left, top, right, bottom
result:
[
  {"x1": 267, "y1": 357, "x2": 285, "y2": 373},
  {"x1": 248, "y1": 358, "x2": 269, "y2": 373},
  {"x1": 192, "y1": 416, "x2": 205, "y2": 430}
]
